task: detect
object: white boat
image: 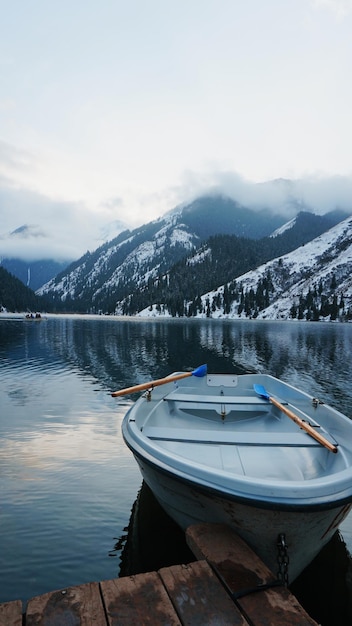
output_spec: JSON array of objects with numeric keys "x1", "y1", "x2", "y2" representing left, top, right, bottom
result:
[{"x1": 113, "y1": 366, "x2": 352, "y2": 583}]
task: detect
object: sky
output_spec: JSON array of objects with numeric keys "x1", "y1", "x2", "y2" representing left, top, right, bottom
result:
[{"x1": 1, "y1": 0, "x2": 352, "y2": 261}]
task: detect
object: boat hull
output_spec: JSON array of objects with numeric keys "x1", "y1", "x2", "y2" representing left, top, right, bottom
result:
[{"x1": 135, "y1": 455, "x2": 351, "y2": 582}]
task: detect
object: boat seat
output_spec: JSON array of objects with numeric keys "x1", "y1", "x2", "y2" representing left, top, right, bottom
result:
[
  {"x1": 142, "y1": 426, "x2": 334, "y2": 447},
  {"x1": 163, "y1": 392, "x2": 276, "y2": 405}
]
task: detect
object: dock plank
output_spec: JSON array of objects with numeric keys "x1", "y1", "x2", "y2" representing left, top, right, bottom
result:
[
  {"x1": 0, "y1": 600, "x2": 22, "y2": 626},
  {"x1": 0, "y1": 523, "x2": 320, "y2": 625},
  {"x1": 25, "y1": 581, "x2": 105, "y2": 626},
  {"x1": 101, "y1": 571, "x2": 181, "y2": 626},
  {"x1": 159, "y1": 560, "x2": 249, "y2": 626},
  {"x1": 186, "y1": 523, "x2": 318, "y2": 626}
]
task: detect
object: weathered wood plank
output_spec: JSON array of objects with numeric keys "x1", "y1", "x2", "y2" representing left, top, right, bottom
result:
[
  {"x1": 0, "y1": 600, "x2": 22, "y2": 626},
  {"x1": 159, "y1": 560, "x2": 249, "y2": 626},
  {"x1": 186, "y1": 523, "x2": 318, "y2": 626},
  {"x1": 101, "y1": 572, "x2": 181, "y2": 626},
  {"x1": 25, "y1": 582, "x2": 105, "y2": 626}
]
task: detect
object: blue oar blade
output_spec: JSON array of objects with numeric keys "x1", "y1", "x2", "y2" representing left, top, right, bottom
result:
[
  {"x1": 253, "y1": 383, "x2": 270, "y2": 400},
  {"x1": 192, "y1": 364, "x2": 207, "y2": 378}
]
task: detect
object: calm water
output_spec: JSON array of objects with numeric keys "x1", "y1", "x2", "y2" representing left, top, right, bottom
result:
[{"x1": 1, "y1": 315, "x2": 352, "y2": 608}]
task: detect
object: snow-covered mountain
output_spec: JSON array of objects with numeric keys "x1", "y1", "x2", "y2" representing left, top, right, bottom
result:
[
  {"x1": 198, "y1": 215, "x2": 352, "y2": 321},
  {"x1": 36, "y1": 195, "x2": 287, "y2": 310},
  {"x1": 37, "y1": 211, "x2": 198, "y2": 309},
  {"x1": 37, "y1": 194, "x2": 351, "y2": 320}
]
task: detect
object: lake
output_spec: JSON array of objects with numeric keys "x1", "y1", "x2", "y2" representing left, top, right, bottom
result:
[{"x1": 1, "y1": 314, "x2": 352, "y2": 615}]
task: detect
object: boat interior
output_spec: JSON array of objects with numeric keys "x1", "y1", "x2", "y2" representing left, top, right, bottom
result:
[{"x1": 131, "y1": 374, "x2": 351, "y2": 481}]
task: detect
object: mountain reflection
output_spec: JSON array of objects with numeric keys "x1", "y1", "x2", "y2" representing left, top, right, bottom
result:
[{"x1": 3, "y1": 316, "x2": 352, "y2": 417}]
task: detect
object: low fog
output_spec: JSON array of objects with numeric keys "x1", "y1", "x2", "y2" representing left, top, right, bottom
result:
[{"x1": 1, "y1": 170, "x2": 352, "y2": 263}]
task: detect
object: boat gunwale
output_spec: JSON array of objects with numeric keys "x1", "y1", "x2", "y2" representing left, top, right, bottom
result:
[
  {"x1": 123, "y1": 432, "x2": 352, "y2": 512},
  {"x1": 122, "y1": 415, "x2": 352, "y2": 510}
]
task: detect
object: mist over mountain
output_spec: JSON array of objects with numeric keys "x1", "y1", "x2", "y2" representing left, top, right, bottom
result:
[
  {"x1": 36, "y1": 195, "x2": 286, "y2": 308},
  {"x1": 36, "y1": 194, "x2": 349, "y2": 322},
  {"x1": 166, "y1": 195, "x2": 284, "y2": 240},
  {"x1": 0, "y1": 189, "x2": 128, "y2": 263},
  {"x1": 2, "y1": 188, "x2": 351, "y2": 319},
  {"x1": 2, "y1": 173, "x2": 352, "y2": 265},
  {"x1": 0, "y1": 218, "x2": 127, "y2": 289}
]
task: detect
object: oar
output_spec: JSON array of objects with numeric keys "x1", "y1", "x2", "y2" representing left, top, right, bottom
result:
[
  {"x1": 111, "y1": 364, "x2": 208, "y2": 397},
  {"x1": 253, "y1": 384, "x2": 338, "y2": 453}
]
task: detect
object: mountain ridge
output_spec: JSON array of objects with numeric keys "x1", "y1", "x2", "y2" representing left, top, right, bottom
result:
[
  {"x1": 37, "y1": 195, "x2": 288, "y2": 309},
  {"x1": 36, "y1": 195, "x2": 350, "y2": 320},
  {"x1": 152, "y1": 214, "x2": 352, "y2": 321}
]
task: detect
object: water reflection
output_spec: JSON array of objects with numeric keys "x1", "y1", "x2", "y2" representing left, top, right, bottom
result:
[
  {"x1": 195, "y1": 320, "x2": 352, "y2": 415},
  {"x1": 3, "y1": 316, "x2": 352, "y2": 404},
  {"x1": 118, "y1": 481, "x2": 194, "y2": 577},
  {"x1": 2, "y1": 315, "x2": 352, "y2": 609},
  {"x1": 0, "y1": 318, "x2": 143, "y2": 605},
  {"x1": 3, "y1": 316, "x2": 352, "y2": 445}
]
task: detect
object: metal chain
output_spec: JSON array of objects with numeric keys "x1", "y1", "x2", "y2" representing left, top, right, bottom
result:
[{"x1": 277, "y1": 533, "x2": 290, "y2": 586}]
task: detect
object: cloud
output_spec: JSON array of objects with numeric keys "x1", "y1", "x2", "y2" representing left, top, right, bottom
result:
[
  {"x1": 168, "y1": 168, "x2": 352, "y2": 217},
  {"x1": 0, "y1": 183, "x2": 119, "y2": 262},
  {"x1": 313, "y1": 0, "x2": 352, "y2": 18},
  {"x1": 1, "y1": 0, "x2": 352, "y2": 249},
  {"x1": 286, "y1": 175, "x2": 352, "y2": 213},
  {"x1": 0, "y1": 141, "x2": 34, "y2": 175},
  {"x1": 0, "y1": 141, "x2": 131, "y2": 261}
]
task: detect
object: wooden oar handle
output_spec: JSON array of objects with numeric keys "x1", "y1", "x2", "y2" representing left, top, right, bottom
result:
[
  {"x1": 111, "y1": 371, "x2": 192, "y2": 397},
  {"x1": 270, "y1": 397, "x2": 337, "y2": 453}
]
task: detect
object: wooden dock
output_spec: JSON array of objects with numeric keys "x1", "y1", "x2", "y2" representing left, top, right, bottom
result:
[{"x1": 0, "y1": 523, "x2": 318, "y2": 625}]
